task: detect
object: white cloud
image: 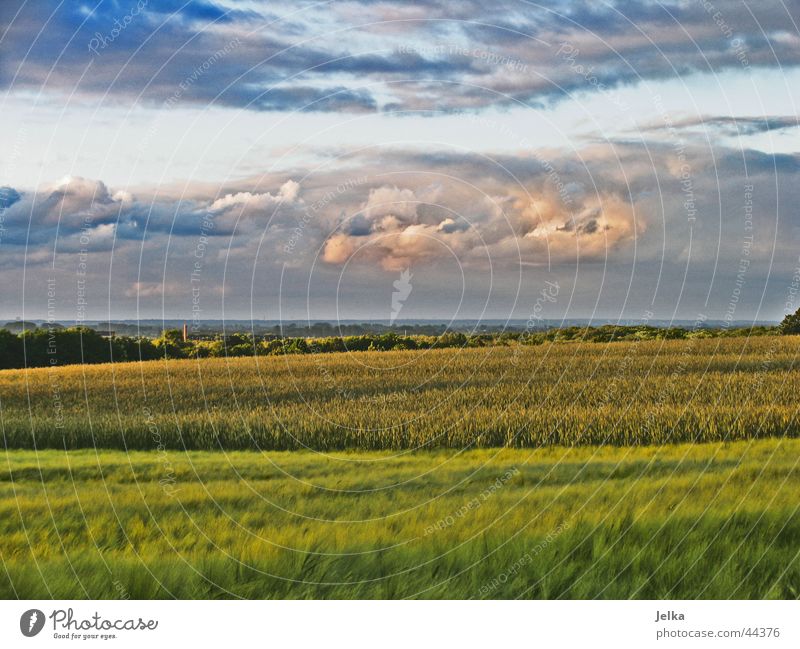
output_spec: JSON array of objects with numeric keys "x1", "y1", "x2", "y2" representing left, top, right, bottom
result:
[
  {"x1": 362, "y1": 185, "x2": 418, "y2": 220},
  {"x1": 209, "y1": 179, "x2": 300, "y2": 214}
]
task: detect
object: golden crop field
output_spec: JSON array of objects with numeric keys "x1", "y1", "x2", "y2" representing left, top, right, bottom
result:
[{"x1": 1, "y1": 334, "x2": 798, "y2": 450}]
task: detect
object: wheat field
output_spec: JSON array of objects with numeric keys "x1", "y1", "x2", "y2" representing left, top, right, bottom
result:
[{"x1": 1, "y1": 335, "x2": 798, "y2": 450}]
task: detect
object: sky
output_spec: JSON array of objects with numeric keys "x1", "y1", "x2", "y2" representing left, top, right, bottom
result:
[{"x1": 1, "y1": 0, "x2": 799, "y2": 324}]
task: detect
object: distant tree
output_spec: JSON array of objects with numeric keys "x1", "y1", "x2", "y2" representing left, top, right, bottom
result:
[
  {"x1": 3, "y1": 321, "x2": 37, "y2": 333},
  {"x1": 154, "y1": 329, "x2": 188, "y2": 358},
  {"x1": 0, "y1": 329, "x2": 23, "y2": 368},
  {"x1": 779, "y1": 308, "x2": 800, "y2": 334}
]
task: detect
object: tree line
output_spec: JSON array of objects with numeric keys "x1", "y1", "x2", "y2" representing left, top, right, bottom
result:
[{"x1": 0, "y1": 316, "x2": 793, "y2": 370}]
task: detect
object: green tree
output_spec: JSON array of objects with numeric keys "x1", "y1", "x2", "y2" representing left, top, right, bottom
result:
[
  {"x1": 779, "y1": 308, "x2": 800, "y2": 334},
  {"x1": 154, "y1": 329, "x2": 189, "y2": 358},
  {"x1": 0, "y1": 329, "x2": 23, "y2": 368}
]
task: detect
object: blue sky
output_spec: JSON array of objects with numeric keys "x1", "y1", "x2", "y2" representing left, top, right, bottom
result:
[{"x1": 1, "y1": 0, "x2": 799, "y2": 323}]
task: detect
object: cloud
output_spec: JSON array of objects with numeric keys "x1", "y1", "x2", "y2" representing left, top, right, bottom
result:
[
  {"x1": 0, "y1": 176, "x2": 128, "y2": 244},
  {"x1": 315, "y1": 166, "x2": 643, "y2": 271},
  {"x1": 226, "y1": 85, "x2": 378, "y2": 113},
  {"x1": 363, "y1": 186, "x2": 419, "y2": 220},
  {"x1": 0, "y1": 187, "x2": 22, "y2": 209},
  {"x1": 209, "y1": 179, "x2": 301, "y2": 214},
  {"x1": 125, "y1": 282, "x2": 164, "y2": 298},
  {"x1": 640, "y1": 115, "x2": 800, "y2": 136},
  {"x1": 322, "y1": 233, "x2": 357, "y2": 264},
  {"x1": 520, "y1": 191, "x2": 641, "y2": 258},
  {"x1": 1, "y1": 137, "x2": 798, "y2": 320},
  {"x1": 0, "y1": 174, "x2": 305, "y2": 251},
  {"x1": 278, "y1": 179, "x2": 300, "y2": 202},
  {"x1": 321, "y1": 184, "x2": 470, "y2": 269},
  {"x1": 3, "y1": 0, "x2": 799, "y2": 113},
  {"x1": 437, "y1": 217, "x2": 470, "y2": 233}
]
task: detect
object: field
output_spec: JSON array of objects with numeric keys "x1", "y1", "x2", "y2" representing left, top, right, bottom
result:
[
  {"x1": 1, "y1": 335, "x2": 798, "y2": 450},
  {"x1": 1, "y1": 336, "x2": 799, "y2": 599},
  {"x1": 2, "y1": 441, "x2": 799, "y2": 598}
]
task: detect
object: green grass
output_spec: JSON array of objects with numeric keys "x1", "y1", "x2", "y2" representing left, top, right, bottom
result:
[{"x1": 2, "y1": 439, "x2": 799, "y2": 598}]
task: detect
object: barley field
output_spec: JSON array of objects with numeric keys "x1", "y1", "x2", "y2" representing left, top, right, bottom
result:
[
  {"x1": 1, "y1": 335, "x2": 798, "y2": 450},
  {"x1": 2, "y1": 440, "x2": 799, "y2": 598}
]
